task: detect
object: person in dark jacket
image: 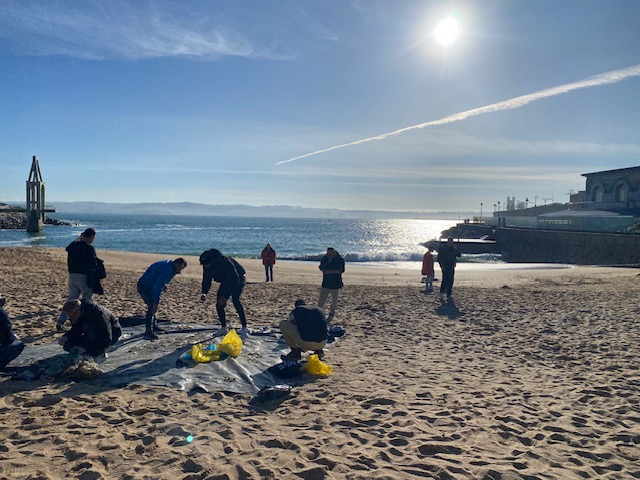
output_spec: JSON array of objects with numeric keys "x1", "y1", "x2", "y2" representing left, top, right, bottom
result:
[
  {"x1": 280, "y1": 299, "x2": 328, "y2": 360},
  {"x1": 137, "y1": 258, "x2": 187, "y2": 340},
  {"x1": 57, "y1": 228, "x2": 103, "y2": 330},
  {"x1": 438, "y1": 237, "x2": 462, "y2": 300},
  {"x1": 261, "y1": 243, "x2": 276, "y2": 282},
  {"x1": 0, "y1": 296, "x2": 25, "y2": 370},
  {"x1": 58, "y1": 299, "x2": 122, "y2": 360},
  {"x1": 199, "y1": 249, "x2": 249, "y2": 338},
  {"x1": 317, "y1": 247, "x2": 345, "y2": 324}
]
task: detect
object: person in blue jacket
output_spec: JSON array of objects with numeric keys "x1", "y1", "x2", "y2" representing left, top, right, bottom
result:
[
  {"x1": 0, "y1": 296, "x2": 25, "y2": 370},
  {"x1": 137, "y1": 258, "x2": 187, "y2": 340}
]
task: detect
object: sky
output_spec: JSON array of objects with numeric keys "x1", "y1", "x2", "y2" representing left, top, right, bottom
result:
[{"x1": 1, "y1": 0, "x2": 639, "y2": 214}]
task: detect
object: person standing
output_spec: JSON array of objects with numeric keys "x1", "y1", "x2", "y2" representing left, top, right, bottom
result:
[
  {"x1": 57, "y1": 228, "x2": 101, "y2": 330},
  {"x1": 421, "y1": 247, "x2": 435, "y2": 293},
  {"x1": 261, "y1": 243, "x2": 276, "y2": 282},
  {"x1": 137, "y1": 258, "x2": 187, "y2": 340},
  {"x1": 317, "y1": 247, "x2": 345, "y2": 324},
  {"x1": 57, "y1": 299, "x2": 122, "y2": 361},
  {"x1": 438, "y1": 237, "x2": 461, "y2": 301},
  {"x1": 280, "y1": 299, "x2": 329, "y2": 360},
  {"x1": 0, "y1": 296, "x2": 25, "y2": 370},
  {"x1": 199, "y1": 249, "x2": 249, "y2": 338}
]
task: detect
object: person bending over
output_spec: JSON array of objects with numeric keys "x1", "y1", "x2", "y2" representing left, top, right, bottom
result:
[
  {"x1": 137, "y1": 258, "x2": 187, "y2": 340},
  {"x1": 58, "y1": 299, "x2": 122, "y2": 361},
  {"x1": 199, "y1": 249, "x2": 249, "y2": 339}
]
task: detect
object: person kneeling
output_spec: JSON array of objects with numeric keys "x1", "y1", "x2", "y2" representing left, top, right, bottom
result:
[
  {"x1": 280, "y1": 299, "x2": 328, "y2": 361},
  {"x1": 58, "y1": 299, "x2": 122, "y2": 361}
]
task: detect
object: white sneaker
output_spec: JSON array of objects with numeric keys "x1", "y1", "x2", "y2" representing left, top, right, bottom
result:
[
  {"x1": 239, "y1": 327, "x2": 250, "y2": 339},
  {"x1": 213, "y1": 326, "x2": 229, "y2": 337},
  {"x1": 93, "y1": 352, "x2": 108, "y2": 364}
]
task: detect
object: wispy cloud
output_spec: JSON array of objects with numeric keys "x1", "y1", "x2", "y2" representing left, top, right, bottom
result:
[
  {"x1": 277, "y1": 64, "x2": 640, "y2": 165},
  {"x1": 0, "y1": 0, "x2": 285, "y2": 60}
]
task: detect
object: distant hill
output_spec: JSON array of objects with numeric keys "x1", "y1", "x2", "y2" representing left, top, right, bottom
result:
[{"x1": 40, "y1": 201, "x2": 470, "y2": 220}]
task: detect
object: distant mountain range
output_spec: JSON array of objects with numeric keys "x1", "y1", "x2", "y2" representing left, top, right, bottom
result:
[{"x1": 29, "y1": 201, "x2": 472, "y2": 220}]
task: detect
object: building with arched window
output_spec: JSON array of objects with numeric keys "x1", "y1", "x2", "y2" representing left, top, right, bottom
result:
[{"x1": 582, "y1": 166, "x2": 640, "y2": 213}]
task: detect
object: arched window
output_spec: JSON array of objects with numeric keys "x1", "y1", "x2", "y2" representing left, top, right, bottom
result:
[
  {"x1": 614, "y1": 183, "x2": 628, "y2": 202},
  {"x1": 592, "y1": 185, "x2": 603, "y2": 202}
]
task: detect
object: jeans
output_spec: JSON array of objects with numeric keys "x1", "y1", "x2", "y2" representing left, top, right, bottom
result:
[
  {"x1": 264, "y1": 264, "x2": 273, "y2": 282},
  {"x1": 58, "y1": 273, "x2": 94, "y2": 324},
  {"x1": 0, "y1": 340, "x2": 25, "y2": 370},
  {"x1": 137, "y1": 281, "x2": 156, "y2": 332}
]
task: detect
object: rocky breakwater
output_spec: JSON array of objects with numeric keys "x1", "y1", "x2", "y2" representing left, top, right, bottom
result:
[
  {"x1": 0, "y1": 212, "x2": 26, "y2": 229},
  {"x1": 0, "y1": 212, "x2": 74, "y2": 229}
]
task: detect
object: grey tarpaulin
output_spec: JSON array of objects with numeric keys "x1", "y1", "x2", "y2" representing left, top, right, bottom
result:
[{"x1": 9, "y1": 319, "x2": 332, "y2": 394}]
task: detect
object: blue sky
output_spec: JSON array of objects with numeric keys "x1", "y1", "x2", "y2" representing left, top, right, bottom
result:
[{"x1": 1, "y1": 0, "x2": 639, "y2": 213}]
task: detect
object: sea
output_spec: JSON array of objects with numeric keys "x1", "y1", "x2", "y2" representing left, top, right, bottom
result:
[{"x1": 0, "y1": 213, "x2": 568, "y2": 271}]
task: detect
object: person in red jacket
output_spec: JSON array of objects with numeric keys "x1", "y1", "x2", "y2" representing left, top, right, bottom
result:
[
  {"x1": 261, "y1": 243, "x2": 276, "y2": 282},
  {"x1": 421, "y1": 247, "x2": 435, "y2": 293}
]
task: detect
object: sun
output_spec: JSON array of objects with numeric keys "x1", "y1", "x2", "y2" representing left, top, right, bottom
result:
[{"x1": 434, "y1": 18, "x2": 459, "y2": 46}]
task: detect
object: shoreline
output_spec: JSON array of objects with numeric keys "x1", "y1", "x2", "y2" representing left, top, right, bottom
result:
[{"x1": 21, "y1": 245, "x2": 638, "y2": 288}]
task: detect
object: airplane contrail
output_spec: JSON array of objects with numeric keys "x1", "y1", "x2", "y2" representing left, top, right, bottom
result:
[{"x1": 276, "y1": 64, "x2": 640, "y2": 165}]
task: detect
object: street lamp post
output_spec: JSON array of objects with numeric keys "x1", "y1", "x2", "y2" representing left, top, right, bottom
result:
[
  {"x1": 525, "y1": 197, "x2": 529, "y2": 217},
  {"x1": 480, "y1": 202, "x2": 483, "y2": 220}
]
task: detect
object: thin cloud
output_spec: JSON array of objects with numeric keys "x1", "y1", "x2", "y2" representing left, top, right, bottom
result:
[
  {"x1": 277, "y1": 64, "x2": 640, "y2": 165},
  {"x1": 0, "y1": 1, "x2": 283, "y2": 60}
]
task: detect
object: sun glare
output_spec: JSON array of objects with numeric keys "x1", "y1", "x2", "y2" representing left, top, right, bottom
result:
[{"x1": 434, "y1": 18, "x2": 459, "y2": 46}]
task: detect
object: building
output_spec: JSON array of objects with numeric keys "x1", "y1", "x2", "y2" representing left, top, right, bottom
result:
[{"x1": 582, "y1": 166, "x2": 640, "y2": 213}]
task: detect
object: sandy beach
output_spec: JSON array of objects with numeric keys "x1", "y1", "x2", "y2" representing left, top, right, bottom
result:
[{"x1": 0, "y1": 246, "x2": 639, "y2": 479}]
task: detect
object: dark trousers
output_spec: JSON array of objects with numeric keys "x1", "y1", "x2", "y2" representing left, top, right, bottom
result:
[
  {"x1": 440, "y1": 265, "x2": 456, "y2": 297},
  {"x1": 0, "y1": 341, "x2": 25, "y2": 370},
  {"x1": 217, "y1": 282, "x2": 246, "y2": 328},
  {"x1": 137, "y1": 282, "x2": 156, "y2": 332},
  {"x1": 264, "y1": 264, "x2": 273, "y2": 282}
]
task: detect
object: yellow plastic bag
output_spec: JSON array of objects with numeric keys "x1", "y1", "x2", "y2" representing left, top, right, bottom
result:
[
  {"x1": 303, "y1": 354, "x2": 332, "y2": 376},
  {"x1": 218, "y1": 329, "x2": 243, "y2": 358},
  {"x1": 191, "y1": 343, "x2": 221, "y2": 363}
]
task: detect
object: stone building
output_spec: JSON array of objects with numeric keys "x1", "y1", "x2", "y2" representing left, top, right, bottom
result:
[{"x1": 582, "y1": 166, "x2": 640, "y2": 213}]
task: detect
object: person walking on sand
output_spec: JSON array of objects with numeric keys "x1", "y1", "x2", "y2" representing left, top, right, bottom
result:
[
  {"x1": 280, "y1": 299, "x2": 329, "y2": 361},
  {"x1": 438, "y1": 237, "x2": 461, "y2": 301},
  {"x1": 137, "y1": 258, "x2": 187, "y2": 340},
  {"x1": 421, "y1": 247, "x2": 435, "y2": 293},
  {"x1": 199, "y1": 249, "x2": 249, "y2": 339},
  {"x1": 261, "y1": 243, "x2": 276, "y2": 282},
  {"x1": 317, "y1": 247, "x2": 345, "y2": 324},
  {"x1": 57, "y1": 228, "x2": 102, "y2": 330},
  {"x1": 0, "y1": 296, "x2": 25, "y2": 370}
]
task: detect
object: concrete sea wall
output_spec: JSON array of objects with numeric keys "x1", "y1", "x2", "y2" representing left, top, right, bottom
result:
[{"x1": 494, "y1": 227, "x2": 640, "y2": 265}]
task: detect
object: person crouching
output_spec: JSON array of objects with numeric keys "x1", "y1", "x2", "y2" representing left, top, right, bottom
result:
[
  {"x1": 58, "y1": 299, "x2": 122, "y2": 361},
  {"x1": 280, "y1": 299, "x2": 328, "y2": 360}
]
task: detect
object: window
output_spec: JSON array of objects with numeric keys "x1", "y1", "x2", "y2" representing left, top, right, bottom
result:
[
  {"x1": 614, "y1": 183, "x2": 628, "y2": 202},
  {"x1": 592, "y1": 185, "x2": 603, "y2": 202}
]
